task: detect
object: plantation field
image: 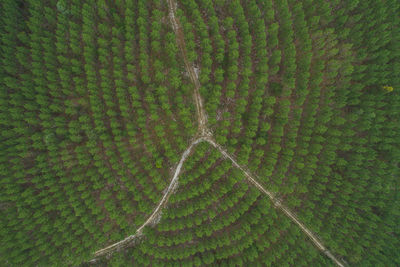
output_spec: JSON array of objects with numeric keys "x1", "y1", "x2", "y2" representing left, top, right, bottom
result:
[{"x1": 1, "y1": 0, "x2": 399, "y2": 266}]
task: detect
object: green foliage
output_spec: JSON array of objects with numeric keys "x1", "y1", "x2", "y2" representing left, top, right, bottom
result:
[
  {"x1": 1, "y1": 0, "x2": 399, "y2": 266},
  {"x1": 0, "y1": 0, "x2": 195, "y2": 265},
  {"x1": 173, "y1": 0, "x2": 400, "y2": 266}
]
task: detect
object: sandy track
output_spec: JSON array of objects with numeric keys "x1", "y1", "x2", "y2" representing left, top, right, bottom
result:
[
  {"x1": 90, "y1": 138, "x2": 206, "y2": 260},
  {"x1": 204, "y1": 137, "x2": 345, "y2": 267},
  {"x1": 167, "y1": 0, "x2": 208, "y2": 136}
]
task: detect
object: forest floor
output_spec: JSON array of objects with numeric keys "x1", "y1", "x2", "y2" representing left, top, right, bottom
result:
[{"x1": 90, "y1": 1, "x2": 346, "y2": 266}]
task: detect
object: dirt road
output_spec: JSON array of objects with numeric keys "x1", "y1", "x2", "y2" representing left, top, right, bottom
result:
[
  {"x1": 91, "y1": 137, "x2": 206, "y2": 260},
  {"x1": 92, "y1": 135, "x2": 346, "y2": 267},
  {"x1": 204, "y1": 137, "x2": 345, "y2": 267},
  {"x1": 167, "y1": 0, "x2": 208, "y2": 136}
]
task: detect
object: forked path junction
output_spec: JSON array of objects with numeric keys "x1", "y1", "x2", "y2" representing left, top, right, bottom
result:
[{"x1": 91, "y1": 1, "x2": 347, "y2": 266}]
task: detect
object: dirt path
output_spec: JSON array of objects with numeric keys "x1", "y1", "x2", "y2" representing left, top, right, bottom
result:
[
  {"x1": 90, "y1": 1, "x2": 346, "y2": 266},
  {"x1": 91, "y1": 135, "x2": 346, "y2": 267},
  {"x1": 204, "y1": 137, "x2": 345, "y2": 267},
  {"x1": 165, "y1": 1, "x2": 344, "y2": 264},
  {"x1": 167, "y1": 0, "x2": 209, "y2": 136},
  {"x1": 91, "y1": 137, "x2": 206, "y2": 260}
]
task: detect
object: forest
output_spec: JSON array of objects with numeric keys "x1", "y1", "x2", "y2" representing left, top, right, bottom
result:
[{"x1": 0, "y1": 0, "x2": 399, "y2": 266}]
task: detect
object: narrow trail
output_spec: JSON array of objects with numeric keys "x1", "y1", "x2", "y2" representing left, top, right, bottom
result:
[
  {"x1": 89, "y1": 0, "x2": 346, "y2": 266},
  {"x1": 165, "y1": 0, "x2": 345, "y2": 264},
  {"x1": 204, "y1": 137, "x2": 346, "y2": 267},
  {"x1": 90, "y1": 1, "x2": 210, "y2": 261},
  {"x1": 167, "y1": 0, "x2": 209, "y2": 136},
  {"x1": 91, "y1": 137, "x2": 206, "y2": 261}
]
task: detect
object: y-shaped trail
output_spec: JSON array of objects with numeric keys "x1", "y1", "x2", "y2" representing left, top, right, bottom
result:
[
  {"x1": 91, "y1": 0, "x2": 346, "y2": 266},
  {"x1": 90, "y1": 1, "x2": 209, "y2": 261},
  {"x1": 165, "y1": 0, "x2": 345, "y2": 265}
]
